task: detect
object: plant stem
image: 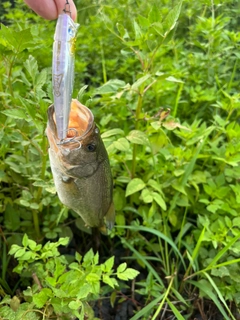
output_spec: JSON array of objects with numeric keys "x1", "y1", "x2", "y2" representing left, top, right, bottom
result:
[
  {"x1": 131, "y1": 89, "x2": 143, "y2": 178},
  {"x1": 100, "y1": 40, "x2": 107, "y2": 83},
  {"x1": 173, "y1": 82, "x2": 183, "y2": 118},
  {"x1": 33, "y1": 210, "x2": 41, "y2": 240},
  {"x1": 152, "y1": 272, "x2": 175, "y2": 320},
  {"x1": 33, "y1": 134, "x2": 48, "y2": 239}
]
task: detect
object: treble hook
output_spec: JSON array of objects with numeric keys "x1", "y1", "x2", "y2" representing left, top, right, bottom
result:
[
  {"x1": 57, "y1": 128, "x2": 78, "y2": 145},
  {"x1": 63, "y1": 0, "x2": 71, "y2": 17}
]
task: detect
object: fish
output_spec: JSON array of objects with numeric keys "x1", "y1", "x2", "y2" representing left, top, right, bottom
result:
[
  {"x1": 52, "y1": 13, "x2": 79, "y2": 140},
  {"x1": 46, "y1": 99, "x2": 115, "y2": 234}
]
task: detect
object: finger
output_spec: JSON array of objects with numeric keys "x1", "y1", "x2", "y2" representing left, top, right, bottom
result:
[{"x1": 24, "y1": 0, "x2": 77, "y2": 21}]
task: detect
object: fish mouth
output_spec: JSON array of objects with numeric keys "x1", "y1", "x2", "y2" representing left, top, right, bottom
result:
[{"x1": 48, "y1": 99, "x2": 94, "y2": 144}]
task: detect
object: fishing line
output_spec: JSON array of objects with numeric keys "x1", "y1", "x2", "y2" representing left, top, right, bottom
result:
[{"x1": 63, "y1": 0, "x2": 71, "y2": 17}]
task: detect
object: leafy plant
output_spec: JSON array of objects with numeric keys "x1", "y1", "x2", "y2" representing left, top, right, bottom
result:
[
  {"x1": 0, "y1": 235, "x2": 139, "y2": 320},
  {"x1": 1, "y1": 0, "x2": 240, "y2": 319}
]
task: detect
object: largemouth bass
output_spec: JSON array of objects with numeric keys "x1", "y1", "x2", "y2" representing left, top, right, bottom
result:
[{"x1": 46, "y1": 99, "x2": 115, "y2": 233}]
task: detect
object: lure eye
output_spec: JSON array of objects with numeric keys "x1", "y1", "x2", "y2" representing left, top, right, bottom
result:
[
  {"x1": 68, "y1": 27, "x2": 74, "y2": 36},
  {"x1": 86, "y1": 143, "x2": 96, "y2": 152}
]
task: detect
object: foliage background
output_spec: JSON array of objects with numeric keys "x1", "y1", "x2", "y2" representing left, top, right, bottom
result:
[{"x1": 0, "y1": 0, "x2": 240, "y2": 319}]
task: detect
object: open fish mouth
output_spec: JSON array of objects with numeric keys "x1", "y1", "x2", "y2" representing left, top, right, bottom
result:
[{"x1": 47, "y1": 99, "x2": 94, "y2": 149}]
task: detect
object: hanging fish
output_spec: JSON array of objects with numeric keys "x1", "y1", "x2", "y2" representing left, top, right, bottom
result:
[
  {"x1": 46, "y1": 99, "x2": 115, "y2": 233},
  {"x1": 47, "y1": 4, "x2": 115, "y2": 233}
]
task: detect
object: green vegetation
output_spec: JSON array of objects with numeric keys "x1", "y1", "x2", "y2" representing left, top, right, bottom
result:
[{"x1": 0, "y1": 0, "x2": 240, "y2": 319}]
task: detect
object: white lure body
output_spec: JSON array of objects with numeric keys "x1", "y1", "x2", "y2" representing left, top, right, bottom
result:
[{"x1": 52, "y1": 13, "x2": 79, "y2": 140}]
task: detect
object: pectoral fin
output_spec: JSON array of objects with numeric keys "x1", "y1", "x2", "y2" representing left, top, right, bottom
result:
[{"x1": 99, "y1": 202, "x2": 115, "y2": 235}]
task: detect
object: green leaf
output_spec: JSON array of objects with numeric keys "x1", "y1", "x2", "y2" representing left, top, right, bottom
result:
[
  {"x1": 4, "y1": 205, "x2": 20, "y2": 232},
  {"x1": 9, "y1": 244, "x2": 21, "y2": 256},
  {"x1": 133, "y1": 20, "x2": 142, "y2": 40},
  {"x1": 153, "y1": 192, "x2": 166, "y2": 210},
  {"x1": 83, "y1": 248, "x2": 94, "y2": 264},
  {"x1": 147, "y1": 179, "x2": 164, "y2": 194},
  {"x1": 116, "y1": 23, "x2": 129, "y2": 39},
  {"x1": 18, "y1": 97, "x2": 43, "y2": 133},
  {"x1": 114, "y1": 138, "x2": 130, "y2": 151},
  {"x1": 24, "y1": 55, "x2": 38, "y2": 81},
  {"x1": 14, "y1": 248, "x2": 26, "y2": 258},
  {"x1": 57, "y1": 237, "x2": 69, "y2": 246},
  {"x1": 18, "y1": 251, "x2": 36, "y2": 261},
  {"x1": 211, "y1": 266, "x2": 230, "y2": 278},
  {"x1": 33, "y1": 288, "x2": 53, "y2": 308},
  {"x1": 101, "y1": 128, "x2": 124, "y2": 138},
  {"x1": 141, "y1": 188, "x2": 153, "y2": 203},
  {"x1": 55, "y1": 258, "x2": 66, "y2": 280},
  {"x1": 103, "y1": 256, "x2": 114, "y2": 272},
  {"x1": 0, "y1": 25, "x2": 33, "y2": 53},
  {"x1": 131, "y1": 74, "x2": 151, "y2": 90},
  {"x1": 117, "y1": 268, "x2": 140, "y2": 280},
  {"x1": 126, "y1": 178, "x2": 146, "y2": 197},
  {"x1": 110, "y1": 291, "x2": 117, "y2": 308},
  {"x1": 117, "y1": 263, "x2": 127, "y2": 273},
  {"x1": 205, "y1": 232, "x2": 240, "y2": 270},
  {"x1": 27, "y1": 239, "x2": 38, "y2": 250},
  {"x1": 95, "y1": 79, "x2": 126, "y2": 94},
  {"x1": 0, "y1": 306, "x2": 15, "y2": 319},
  {"x1": 137, "y1": 15, "x2": 150, "y2": 29},
  {"x1": 77, "y1": 284, "x2": 91, "y2": 299},
  {"x1": 35, "y1": 68, "x2": 48, "y2": 88},
  {"x1": 165, "y1": 76, "x2": 184, "y2": 83},
  {"x1": 68, "y1": 300, "x2": 82, "y2": 310},
  {"x1": 1, "y1": 108, "x2": 30, "y2": 121},
  {"x1": 151, "y1": 22, "x2": 164, "y2": 37},
  {"x1": 75, "y1": 252, "x2": 82, "y2": 263},
  {"x1": 103, "y1": 275, "x2": 116, "y2": 288},
  {"x1": 46, "y1": 277, "x2": 57, "y2": 287},
  {"x1": 162, "y1": 1, "x2": 183, "y2": 36},
  {"x1": 86, "y1": 273, "x2": 100, "y2": 282},
  {"x1": 127, "y1": 130, "x2": 150, "y2": 146},
  {"x1": 94, "y1": 251, "x2": 99, "y2": 264},
  {"x1": 77, "y1": 85, "x2": 88, "y2": 100},
  {"x1": 148, "y1": 5, "x2": 162, "y2": 23},
  {"x1": 30, "y1": 203, "x2": 39, "y2": 210}
]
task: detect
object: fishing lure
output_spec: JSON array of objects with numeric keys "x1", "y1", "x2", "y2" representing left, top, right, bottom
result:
[{"x1": 52, "y1": 1, "x2": 79, "y2": 140}]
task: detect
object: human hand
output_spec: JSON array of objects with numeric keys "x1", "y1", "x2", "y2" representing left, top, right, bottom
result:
[{"x1": 24, "y1": 0, "x2": 77, "y2": 21}]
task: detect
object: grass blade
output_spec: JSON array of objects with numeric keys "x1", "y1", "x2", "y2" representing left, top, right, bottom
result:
[
  {"x1": 121, "y1": 238, "x2": 164, "y2": 286},
  {"x1": 167, "y1": 298, "x2": 185, "y2": 320},
  {"x1": 203, "y1": 272, "x2": 235, "y2": 320},
  {"x1": 189, "y1": 280, "x2": 230, "y2": 320},
  {"x1": 130, "y1": 294, "x2": 164, "y2": 320},
  {"x1": 118, "y1": 225, "x2": 186, "y2": 269}
]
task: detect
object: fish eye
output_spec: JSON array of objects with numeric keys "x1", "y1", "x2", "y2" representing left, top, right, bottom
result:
[{"x1": 86, "y1": 143, "x2": 96, "y2": 152}]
